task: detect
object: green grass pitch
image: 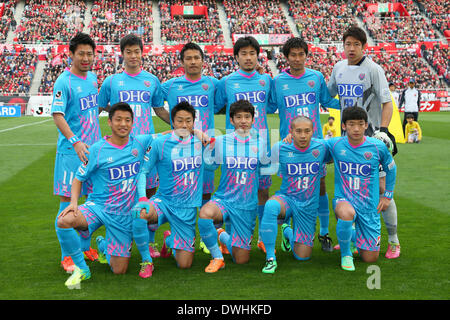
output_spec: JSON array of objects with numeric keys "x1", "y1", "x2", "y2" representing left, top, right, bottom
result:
[{"x1": 0, "y1": 113, "x2": 449, "y2": 300}]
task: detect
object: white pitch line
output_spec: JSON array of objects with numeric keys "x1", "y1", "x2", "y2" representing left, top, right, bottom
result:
[
  {"x1": 0, "y1": 143, "x2": 54, "y2": 147},
  {"x1": 0, "y1": 119, "x2": 52, "y2": 133}
]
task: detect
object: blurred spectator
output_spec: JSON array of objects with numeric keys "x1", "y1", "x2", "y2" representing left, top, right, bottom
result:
[
  {"x1": 422, "y1": 44, "x2": 449, "y2": 85},
  {"x1": 416, "y1": 0, "x2": 449, "y2": 35}
]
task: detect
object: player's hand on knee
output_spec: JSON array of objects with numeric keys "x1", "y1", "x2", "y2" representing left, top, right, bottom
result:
[
  {"x1": 377, "y1": 197, "x2": 391, "y2": 213},
  {"x1": 58, "y1": 204, "x2": 77, "y2": 219}
]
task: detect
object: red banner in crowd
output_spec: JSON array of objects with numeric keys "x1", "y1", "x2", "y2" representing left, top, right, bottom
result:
[
  {"x1": 0, "y1": 3, "x2": 4, "y2": 18},
  {"x1": 171, "y1": 5, "x2": 208, "y2": 19}
]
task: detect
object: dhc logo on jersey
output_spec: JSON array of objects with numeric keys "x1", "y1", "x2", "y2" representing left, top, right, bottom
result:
[
  {"x1": 286, "y1": 162, "x2": 320, "y2": 176},
  {"x1": 80, "y1": 94, "x2": 98, "y2": 111},
  {"x1": 338, "y1": 161, "x2": 371, "y2": 177},
  {"x1": 337, "y1": 84, "x2": 364, "y2": 97},
  {"x1": 108, "y1": 161, "x2": 140, "y2": 180},
  {"x1": 177, "y1": 95, "x2": 209, "y2": 108},
  {"x1": 226, "y1": 157, "x2": 257, "y2": 170},
  {"x1": 235, "y1": 91, "x2": 266, "y2": 104},
  {"x1": 173, "y1": 155, "x2": 202, "y2": 172},
  {"x1": 119, "y1": 90, "x2": 151, "y2": 103},
  {"x1": 284, "y1": 93, "x2": 316, "y2": 108}
]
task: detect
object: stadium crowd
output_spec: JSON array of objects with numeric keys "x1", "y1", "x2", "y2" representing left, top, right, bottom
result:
[
  {"x1": 89, "y1": 0, "x2": 153, "y2": 44},
  {"x1": 0, "y1": 0, "x2": 18, "y2": 43},
  {"x1": 416, "y1": 0, "x2": 449, "y2": 35},
  {"x1": 15, "y1": 0, "x2": 85, "y2": 44},
  {"x1": 0, "y1": 46, "x2": 37, "y2": 95},
  {"x1": 421, "y1": 44, "x2": 449, "y2": 85},
  {"x1": 223, "y1": 0, "x2": 291, "y2": 34},
  {"x1": 160, "y1": 0, "x2": 223, "y2": 44}
]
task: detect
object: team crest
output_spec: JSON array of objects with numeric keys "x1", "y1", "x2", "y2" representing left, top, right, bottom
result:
[
  {"x1": 144, "y1": 81, "x2": 151, "y2": 87},
  {"x1": 146, "y1": 146, "x2": 152, "y2": 153},
  {"x1": 131, "y1": 148, "x2": 139, "y2": 158},
  {"x1": 202, "y1": 83, "x2": 209, "y2": 91},
  {"x1": 55, "y1": 90, "x2": 62, "y2": 99},
  {"x1": 312, "y1": 149, "x2": 320, "y2": 158},
  {"x1": 359, "y1": 73, "x2": 366, "y2": 80},
  {"x1": 308, "y1": 80, "x2": 315, "y2": 88},
  {"x1": 259, "y1": 80, "x2": 266, "y2": 87},
  {"x1": 364, "y1": 151, "x2": 372, "y2": 160}
]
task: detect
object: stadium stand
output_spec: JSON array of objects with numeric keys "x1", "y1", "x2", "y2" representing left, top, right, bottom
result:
[
  {"x1": 14, "y1": 0, "x2": 86, "y2": 44},
  {"x1": 160, "y1": 0, "x2": 224, "y2": 44},
  {"x1": 421, "y1": 44, "x2": 449, "y2": 85},
  {"x1": 89, "y1": 0, "x2": 153, "y2": 44},
  {"x1": 0, "y1": 1, "x2": 19, "y2": 43},
  {"x1": 0, "y1": 45, "x2": 37, "y2": 95}
]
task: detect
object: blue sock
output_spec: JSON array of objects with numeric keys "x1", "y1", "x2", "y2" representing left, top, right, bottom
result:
[
  {"x1": 56, "y1": 226, "x2": 89, "y2": 271},
  {"x1": 336, "y1": 219, "x2": 353, "y2": 257},
  {"x1": 198, "y1": 218, "x2": 223, "y2": 259},
  {"x1": 218, "y1": 230, "x2": 232, "y2": 257},
  {"x1": 97, "y1": 237, "x2": 111, "y2": 265},
  {"x1": 259, "y1": 200, "x2": 280, "y2": 261},
  {"x1": 55, "y1": 202, "x2": 70, "y2": 261},
  {"x1": 133, "y1": 218, "x2": 152, "y2": 263},
  {"x1": 351, "y1": 224, "x2": 356, "y2": 243},
  {"x1": 318, "y1": 193, "x2": 330, "y2": 236}
]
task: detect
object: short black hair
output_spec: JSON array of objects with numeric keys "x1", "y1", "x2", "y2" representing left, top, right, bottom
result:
[
  {"x1": 328, "y1": 116, "x2": 335, "y2": 121},
  {"x1": 343, "y1": 26, "x2": 367, "y2": 46},
  {"x1": 120, "y1": 33, "x2": 143, "y2": 53},
  {"x1": 342, "y1": 106, "x2": 368, "y2": 124},
  {"x1": 229, "y1": 100, "x2": 255, "y2": 119},
  {"x1": 69, "y1": 32, "x2": 96, "y2": 54},
  {"x1": 233, "y1": 36, "x2": 260, "y2": 57},
  {"x1": 180, "y1": 42, "x2": 204, "y2": 61},
  {"x1": 406, "y1": 113, "x2": 415, "y2": 119},
  {"x1": 171, "y1": 101, "x2": 196, "y2": 121},
  {"x1": 109, "y1": 102, "x2": 133, "y2": 121},
  {"x1": 282, "y1": 37, "x2": 309, "y2": 57}
]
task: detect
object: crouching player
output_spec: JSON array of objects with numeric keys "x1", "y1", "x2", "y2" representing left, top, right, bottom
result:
[
  {"x1": 326, "y1": 107, "x2": 397, "y2": 271},
  {"x1": 259, "y1": 116, "x2": 331, "y2": 274},
  {"x1": 197, "y1": 100, "x2": 271, "y2": 272},
  {"x1": 132, "y1": 101, "x2": 209, "y2": 270},
  {"x1": 56, "y1": 102, "x2": 155, "y2": 288}
]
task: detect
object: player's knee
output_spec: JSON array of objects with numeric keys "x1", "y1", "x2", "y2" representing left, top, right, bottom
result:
[
  {"x1": 360, "y1": 250, "x2": 379, "y2": 263},
  {"x1": 111, "y1": 264, "x2": 128, "y2": 275},
  {"x1": 56, "y1": 215, "x2": 74, "y2": 229}
]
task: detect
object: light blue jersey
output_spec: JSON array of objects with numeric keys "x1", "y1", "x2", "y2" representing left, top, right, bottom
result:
[
  {"x1": 326, "y1": 136, "x2": 396, "y2": 214},
  {"x1": 161, "y1": 75, "x2": 218, "y2": 134},
  {"x1": 138, "y1": 133, "x2": 204, "y2": 209},
  {"x1": 75, "y1": 134, "x2": 155, "y2": 216},
  {"x1": 206, "y1": 132, "x2": 269, "y2": 211},
  {"x1": 215, "y1": 69, "x2": 273, "y2": 148},
  {"x1": 271, "y1": 69, "x2": 340, "y2": 140},
  {"x1": 271, "y1": 139, "x2": 331, "y2": 209},
  {"x1": 98, "y1": 70, "x2": 164, "y2": 136},
  {"x1": 51, "y1": 68, "x2": 101, "y2": 154}
]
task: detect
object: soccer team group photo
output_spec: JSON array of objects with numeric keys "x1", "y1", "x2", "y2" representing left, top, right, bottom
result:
[{"x1": 0, "y1": 0, "x2": 448, "y2": 301}]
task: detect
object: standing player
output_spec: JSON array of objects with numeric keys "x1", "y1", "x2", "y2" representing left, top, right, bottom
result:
[
  {"x1": 198, "y1": 100, "x2": 270, "y2": 272},
  {"x1": 161, "y1": 42, "x2": 218, "y2": 254},
  {"x1": 327, "y1": 26, "x2": 401, "y2": 258},
  {"x1": 270, "y1": 37, "x2": 340, "y2": 252},
  {"x1": 52, "y1": 32, "x2": 101, "y2": 273},
  {"x1": 98, "y1": 34, "x2": 170, "y2": 258},
  {"x1": 259, "y1": 116, "x2": 332, "y2": 274},
  {"x1": 56, "y1": 102, "x2": 155, "y2": 288},
  {"x1": 215, "y1": 36, "x2": 273, "y2": 252},
  {"x1": 326, "y1": 107, "x2": 397, "y2": 271},
  {"x1": 132, "y1": 102, "x2": 208, "y2": 269}
]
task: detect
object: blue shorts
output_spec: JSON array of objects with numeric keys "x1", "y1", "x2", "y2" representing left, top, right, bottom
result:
[
  {"x1": 210, "y1": 198, "x2": 257, "y2": 251},
  {"x1": 258, "y1": 175, "x2": 272, "y2": 190},
  {"x1": 333, "y1": 197, "x2": 381, "y2": 252},
  {"x1": 146, "y1": 166, "x2": 159, "y2": 189},
  {"x1": 79, "y1": 201, "x2": 133, "y2": 258},
  {"x1": 274, "y1": 193, "x2": 316, "y2": 247},
  {"x1": 53, "y1": 153, "x2": 91, "y2": 197},
  {"x1": 149, "y1": 196, "x2": 197, "y2": 252},
  {"x1": 203, "y1": 169, "x2": 215, "y2": 194}
]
